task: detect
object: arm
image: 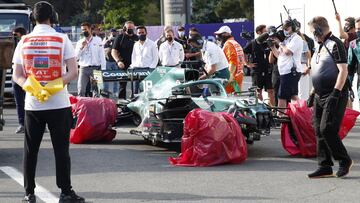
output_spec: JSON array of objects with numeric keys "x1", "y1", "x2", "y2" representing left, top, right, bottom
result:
[
  {"x1": 270, "y1": 45, "x2": 280, "y2": 58},
  {"x1": 335, "y1": 13, "x2": 349, "y2": 40},
  {"x1": 75, "y1": 40, "x2": 86, "y2": 59},
  {"x1": 334, "y1": 63, "x2": 348, "y2": 90},
  {"x1": 99, "y1": 41, "x2": 107, "y2": 70},
  {"x1": 62, "y1": 57, "x2": 78, "y2": 85},
  {"x1": 12, "y1": 64, "x2": 26, "y2": 87},
  {"x1": 269, "y1": 51, "x2": 277, "y2": 64},
  {"x1": 179, "y1": 46, "x2": 185, "y2": 62},
  {"x1": 150, "y1": 44, "x2": 159, "y2": 68}
]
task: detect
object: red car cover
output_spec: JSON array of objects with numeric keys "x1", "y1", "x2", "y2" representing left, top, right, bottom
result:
[
  {"x1": 169, "y1": 109, "x2": 247, "y2": 166},
  {"x1": 69, "y1": 96, "x2": 117, "y2": 144},
  {"x1": 281, "y1": 100, "x2": 359, "y2": 157}
]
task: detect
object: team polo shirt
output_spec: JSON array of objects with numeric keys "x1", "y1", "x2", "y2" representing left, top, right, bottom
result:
[
  {"x1": 201, "y1": 41, "x2": 229, "y2": 71},
  {"x1": 75, "y1": 36, "x2": 106, "y2": 70},
  {"x1": 158, "y1": 40, "x2": 185, "y2": 66},
  {"x1": 12, "y1": 24, "x2": 75, "y2": 111},
  {"x1": 311, "y1": 33, "x2": 347, "y2": 96}
]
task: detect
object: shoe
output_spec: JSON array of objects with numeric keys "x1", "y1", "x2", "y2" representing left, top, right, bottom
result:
[
  {"x1": 15, "y1": 125, "x2": 25, "y2": 134},
  {"x1": 22, "y1": 194, "x2": 36, "y2": 203},
  {"x1": 308, "y1": 166, "x2": 335, "y2": 178},
  {"x1": 59, "y1": 190, "x2": 85, "y2": 203},
  {"x1": 336, "y1": 159, "x2": 354, "y2": 178}
]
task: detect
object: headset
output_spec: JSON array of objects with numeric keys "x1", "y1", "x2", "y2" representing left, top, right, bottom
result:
[{"x1": 284, "y1": 19, "x2": 297, "y2": 32}]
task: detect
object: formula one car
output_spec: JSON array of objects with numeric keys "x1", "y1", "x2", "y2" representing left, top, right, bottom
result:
[{"x1": 93, "y1": 62, "x2": 275, "y2": 145}]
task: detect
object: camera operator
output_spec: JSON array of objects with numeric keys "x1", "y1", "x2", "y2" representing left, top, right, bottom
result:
[
  {"x1": 244, "y1": 25, "x2": 275, "y2": 106},
  {"x1": 336, "y1": 13, "x2": 357, "y2": 51},
  {"x1": 269, "y1": 20, "x2": 303, "y2": 114},
  {"x1": 307, "y1": 16, "x2": 352, "y2": 178}
]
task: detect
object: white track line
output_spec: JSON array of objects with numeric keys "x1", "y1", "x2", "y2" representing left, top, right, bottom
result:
[{"x1": 0, "y1": 166, "x2": 58, "y2": 203}]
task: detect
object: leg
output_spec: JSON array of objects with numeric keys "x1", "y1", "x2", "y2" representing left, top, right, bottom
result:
[
  {"x1": 23, "y1": 111, "x2": 46, "y2": 195},
  {"x1": 45, "y1": 108, "x2": 73, "y2": 193},
  {"x1": 319, "y1": 93, "x2": 351, "y2": 163},
  {"x1": 12, "y1": 81, "x2": 25, "y2": 126},
  {"x1": 313, "y1": 96, "x2": 334, "y2": 167},
  {"x1": 267, "y1": 89, "x2": 275, "y2": 106},
  {"x1": 77, "y1": 67, "x2": 90, "y2": 97},
  {"x1": 118, "y1": 81, "x2": 127, "y2": 99}
]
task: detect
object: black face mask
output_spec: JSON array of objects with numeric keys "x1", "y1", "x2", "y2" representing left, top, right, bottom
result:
[
  {"x1": 167, "y1": 37, "x2": 173, "y2": 42},
  {"x1": 344, "y1": 26, "x2": 351, "y2": 33},
  {"x1": 139, "y1": 34, "x2": 146, "y2": 41},
  {"x1": 92, "y1": 32, "x2": 96, "y2": 36},
  {"x1": 127, "y1": 29, "x2": 134, "y2": 35},
  {"x1": 83, "y1": 31, "x2": 90, "y2": 38}
]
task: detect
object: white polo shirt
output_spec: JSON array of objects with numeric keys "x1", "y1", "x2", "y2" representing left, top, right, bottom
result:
[
  {"x1": 159, "y1": 40, "x2": 184, "y2": 66},
  {"x1": 201, "y1": 40, "x2": 229, "y2": 71},
  {"x1": 12, "y1": 24, "x2": 75, "y2": 111},
  {"x1": 75, "y1": 35, "x2": 106, "y2": 70},
  {"x1": 277, "y1": 33, "x2": 303, "y2": 75},
  {"x1": 131, "y1": 38, "x2": 159, "y2": 69}
]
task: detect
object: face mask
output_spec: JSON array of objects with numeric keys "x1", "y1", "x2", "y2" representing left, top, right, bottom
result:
[
  {"x1": 356, "y1": 31, "x2": 360, "y2": 39},
  {"x1": 284, "y1": 30, "x2": 290, "y2": 37},
  {"x1": 139, "y1": 34, "x2": 146, "y2": 41},
  {"x1": 83, "y1": 31, "x2": 90, "y2": 38},
  {"x1": 344, "y1": 26, "x2": 351, "y2": 33},
  {"x1": 127, "y1": 29, "x2": 134, "y2": 35},
  {"x1": 167, "y1": 37, "x2": 173, "y2": 42},
  {"x1": 178, "y1": 31, "x2": 185, "y2": 38}
]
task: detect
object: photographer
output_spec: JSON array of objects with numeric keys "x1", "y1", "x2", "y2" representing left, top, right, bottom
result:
[
  {"x1": 307, "y1": 16, "x2": 352, "y2": 178},
  {"x1": 244, "y1": 25, "x2": 275, "y2": 106},
  {"x1": 270, "y1": 20, "x2": 303, "y2": 114}
]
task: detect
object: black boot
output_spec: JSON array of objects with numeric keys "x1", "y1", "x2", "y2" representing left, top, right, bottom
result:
[
  {"x1": 308, "y1": 166, "x2": 334, "y2": 178},
  {"x1": 22, "y1": 194, "x2": 36, "y2": 203},
  {"x1": 59, "y1": 190, "x2": 85, "y2": 203}
]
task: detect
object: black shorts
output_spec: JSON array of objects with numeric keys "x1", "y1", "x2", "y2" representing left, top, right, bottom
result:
[
  {"x1": 251, "y1": 72, "x2": 273, "y2": 91},
  {"x1": 278, "y1": 72, "x2": 301, "y2": 100}
]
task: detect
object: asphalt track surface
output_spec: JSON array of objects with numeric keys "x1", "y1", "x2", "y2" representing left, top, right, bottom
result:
[{"x1": 1, "y1": 106, "x2": 360, "y2": 203}]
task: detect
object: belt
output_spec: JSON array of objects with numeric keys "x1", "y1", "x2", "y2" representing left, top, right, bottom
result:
[{"x1": 81, "y1": 65, "x2": 100, "y2": 68}]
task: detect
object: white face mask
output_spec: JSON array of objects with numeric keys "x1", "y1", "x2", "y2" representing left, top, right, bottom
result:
[{"x1": 178, "y1": 31, "x2": 185, "y2": 37}]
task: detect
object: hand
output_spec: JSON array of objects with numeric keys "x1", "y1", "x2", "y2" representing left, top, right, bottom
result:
[
  {"x1": 81, "y1": 40, "x2": 88, "y2": 50},
  {"x1": 307, "y1": 93, "x2": 315, "y2": 108},
  {"x1": 335, "y1": 13, "x2": 341, "y2": 22},
  {"x1": 117, "y1": 61, "x2": 125, "y2": 69},
  {"x1": 304, "y1": 67, "x2": 311, "y2": 75},
  {"x1": 325, "y1": 89, "x2": 341, "y2": 110},
  {"x1": 199, "y1": 74, "x2": 207, "y2": 80},
  {"x1": 246, "y1": 63, "x2": 257, "y2": 68},
  {"x1": 185, "y1": 53, "x2": 194, "y2": 59}
]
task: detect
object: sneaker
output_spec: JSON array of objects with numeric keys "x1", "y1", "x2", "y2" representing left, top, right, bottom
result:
[
  {"x1": 15, "y1": 125, "x2": 25, "y2": 134},
  {"x1": 336, "y1": 159, "x2": 354, "y2": 178},
  {"x1": 308, "y1": 166, "x2": 335, "y2": 178},
  {"x1": 22, "y1": 194, "x2": 36, "y2": 203},
  {"x1": 59, "y1": 190, "x2": 85, "y2": 203}
]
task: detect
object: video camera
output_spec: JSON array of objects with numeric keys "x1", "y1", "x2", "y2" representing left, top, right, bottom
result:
[{"x1": 255, "y1": 26, "x2": 286, "y2": 48}]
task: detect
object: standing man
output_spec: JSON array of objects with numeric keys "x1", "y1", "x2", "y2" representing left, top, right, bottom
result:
[
  {"x1": 307, "y1": 16, "x2": 352, "y2": 178},
  {"x1": 75, "y1": 22, "x2": 106, "y2": 97},
  {"x1": 348, "y1": 18, "x2": 360, "y2": 106},
  {"x1": 111, "y1": 21, "x2": 138, "y2": 99},
  {"x1": 12, "y1": 27, "x2": 27, "y2": 133},
  {"x1": 103, "y1": 28, "x2": 119, "y2": 98},
  {"x1": 270, "y1": 20, "x2": 303, "y2": 113},
  {"x1": 244, "y1": 25, "x2": 275, "y2": 105},
  {"x1": 131, "y1": 26, "x2": 158, "y2": 93},
  {"x1": 175, "y1": 26, "x2": 189, "y2": 51},
  {"x1": 214, "y1": 25, "x2": 245, "y2": 93},
  {"x1": 188, "y1": 34, "x2": 230, "y2": 80},
  {"x1": 159, "y1": 29, "x2": 184, "y2": 66},
  {"x1": 336, "y1": 13, "x2": 357, "y2": 51},
  {"x1": 12, "y1": 1, "x2": 84, "y2": 202}
]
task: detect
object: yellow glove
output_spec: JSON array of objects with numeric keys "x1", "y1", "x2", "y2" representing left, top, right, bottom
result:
[
  {"x1": 44, "y1": 77, "x2": 64, "y2": 95},
  {"x1": 22, "y1": 75, "x2": 43, "y2": 97}
]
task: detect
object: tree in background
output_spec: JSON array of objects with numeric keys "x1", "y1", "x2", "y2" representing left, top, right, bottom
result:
[
  {"x1": 192, "y1": 0, "x2": 254, "y2": 23},
  {"x1": 191, "y1": 0, "x2": 222, "y2": 24}
]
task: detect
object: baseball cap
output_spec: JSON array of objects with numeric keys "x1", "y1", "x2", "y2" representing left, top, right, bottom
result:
[{"x1": 214, "y1": 26, "x2": 232, "y2": 34}]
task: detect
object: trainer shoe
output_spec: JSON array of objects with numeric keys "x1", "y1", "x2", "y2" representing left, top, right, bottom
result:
[
  {"x1": 15, "y1": 125, "x2": 25, "y2": 134},
  {"x1": 308, "y1": 166, "x2": 334, "y2": 178},
  {"x1": 336, "y1": 159, "x2": 354, "y2": 178},
  {"x1": 22, "y1": 194, "x2": 36, "y2": 203},
  {"x1": 59, "y1": 190, "x2": 85, "y2": 203}
]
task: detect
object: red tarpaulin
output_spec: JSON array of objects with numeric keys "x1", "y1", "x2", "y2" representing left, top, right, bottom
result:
[
  {"x1": 281, "y1": 100, "x2": 359, "y2": 157},
  {"x1": 69, "y1": 96, "x2": 117, "y2": 144},
  {"x1": 169, "y1": 109, "x2": 247, "y2": 166}
]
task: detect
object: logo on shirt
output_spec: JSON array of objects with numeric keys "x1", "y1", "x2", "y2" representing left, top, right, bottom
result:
[{"x1": 33, "y1": 57, "x2": 49, "y2": 68}]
